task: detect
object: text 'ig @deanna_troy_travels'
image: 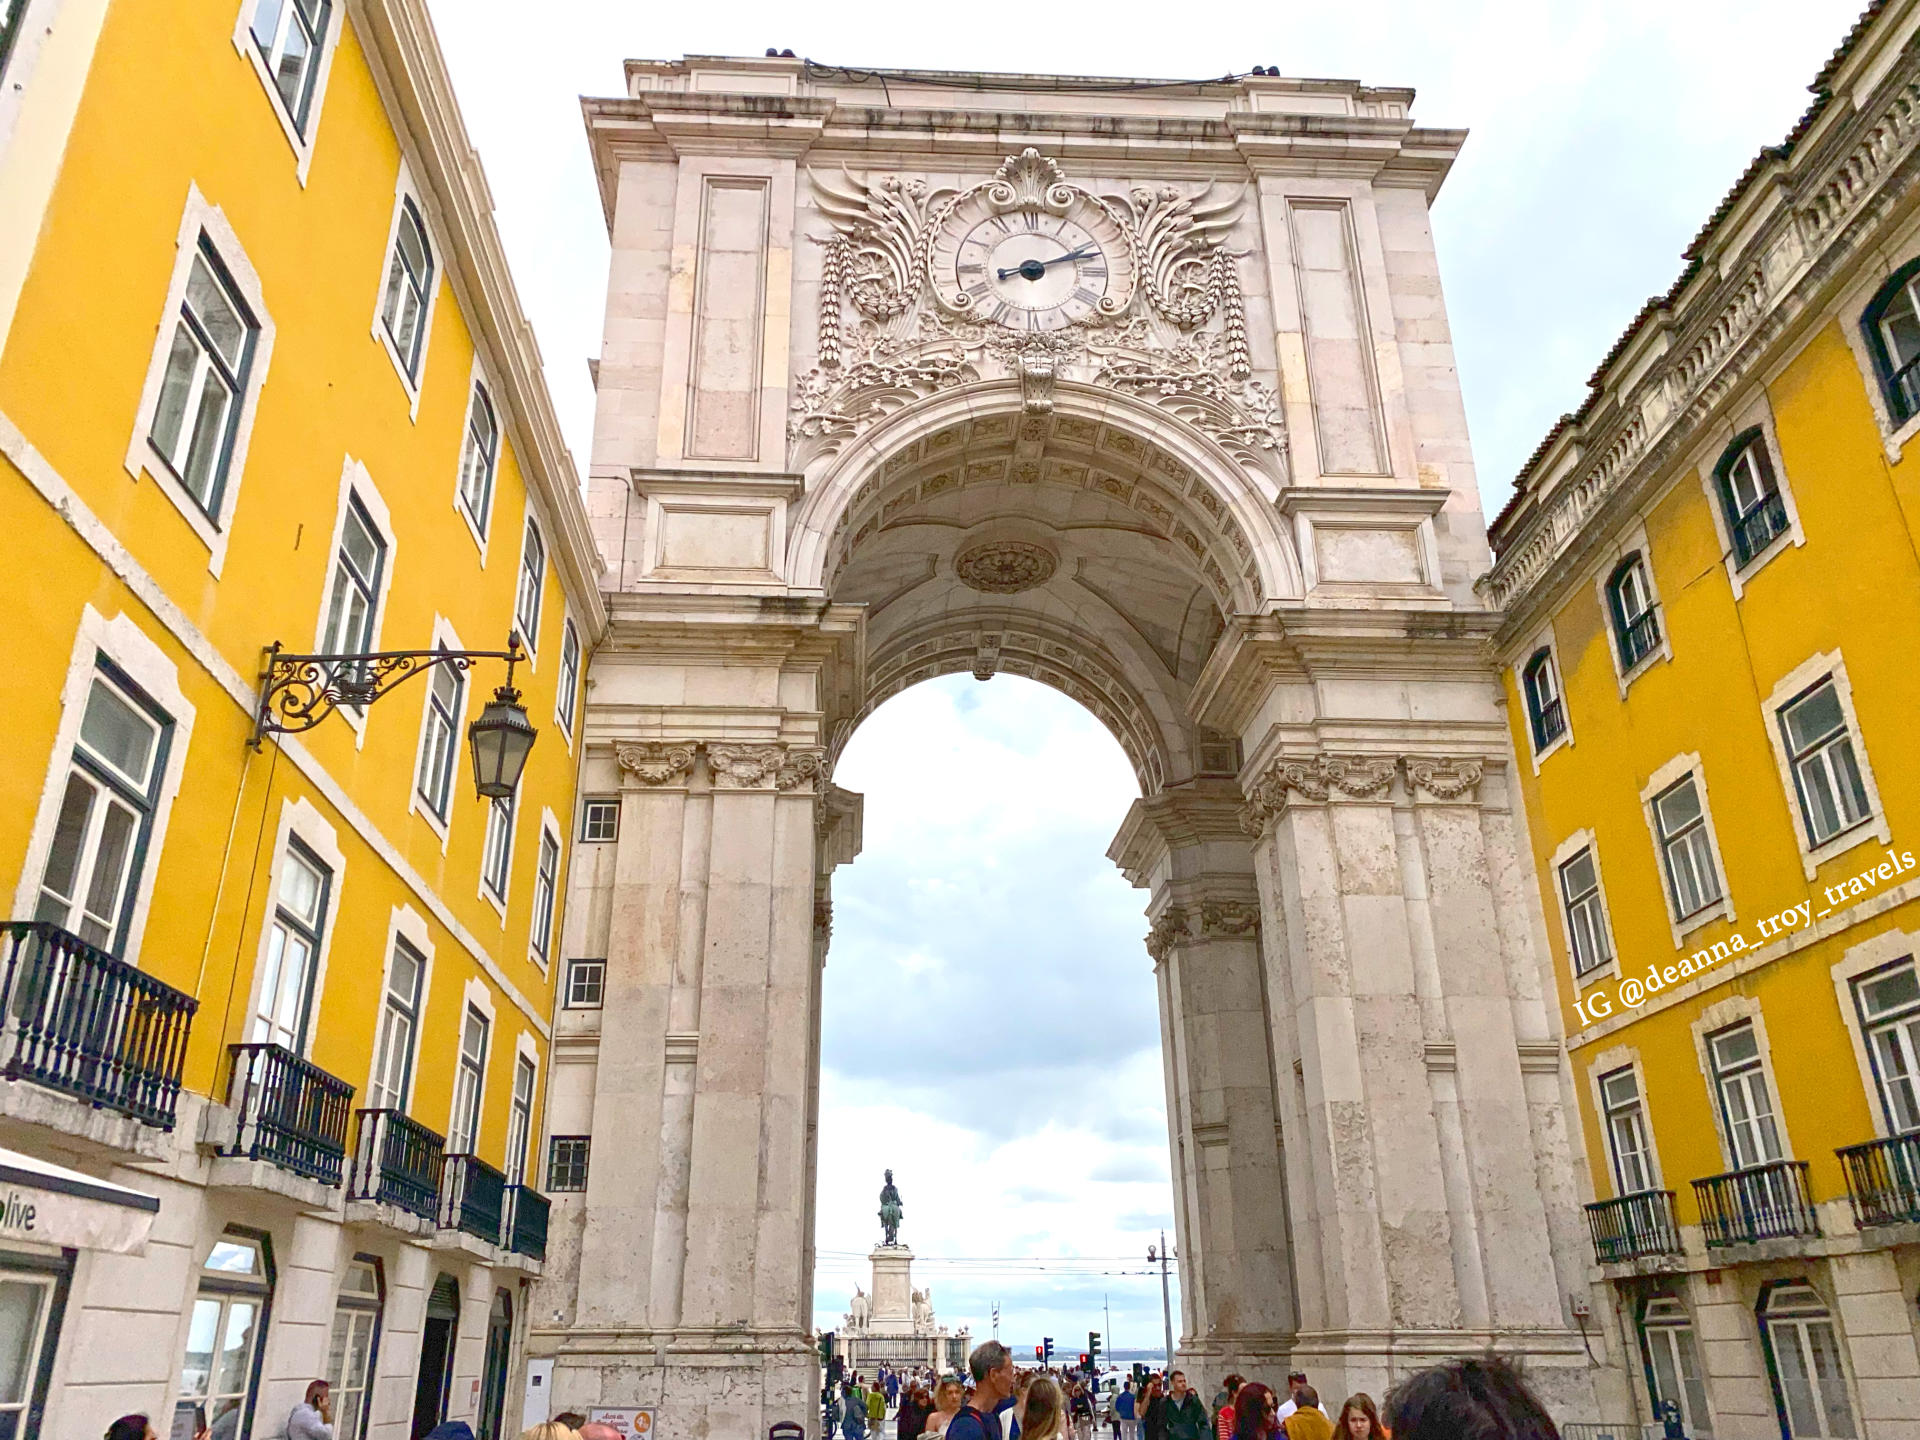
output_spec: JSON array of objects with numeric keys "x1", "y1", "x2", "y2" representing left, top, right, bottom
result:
[{"x1": 1571, "y1": 845, "x2": 1917, "y2": 1029}]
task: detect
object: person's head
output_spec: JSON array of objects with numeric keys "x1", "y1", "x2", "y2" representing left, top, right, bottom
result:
[
  {"x1": 551, "y1": 1416, "x2": 587, "y2": 1431},
  {"x1": 1296, "y1": 1387, "x2": 1321, "y2": 1413},
  {"x1": 1384, "y1": 1359, "x2": 1559, "y2": 1440},
  {"x1": 1337, "y1": 1394, "x2": 1385, "y2": 1440},
  {"x1": 519, "y1": 1423, "x2": 576, "y2": 1440},
  {"x1": 1170, "y1": 1371, "x2": 1189, "y2": 1400},
  {"x1": 579, "y1": 1423, "x2": 622, "y2": 1440},
  {"x1": 1224, "y1": 1376, "x2": 1244, "y2": 1399},
  {"x1": 305, "y1": 1382, "x2": 329, "y2": 1408},
  {"x1": 1287, "y1": 1372, "x2": 1308, "y2": 1401},
  {"x1": 1020, "y1": 1376, "x2": 1065, "y2": 1440},
  {"x1": 970, "y1": 1341, "x2": 1016, "y2": 1403},
  {"x1": 1231, "y1": 1383, "x2": 1277, "y2": 1440},
  {"x1": 106, "y1": 1416, "x2": 152, "y2": 1440},
  {"x1": 1124, "y1": 1380, "x2": 1133, "y2": 1393}
]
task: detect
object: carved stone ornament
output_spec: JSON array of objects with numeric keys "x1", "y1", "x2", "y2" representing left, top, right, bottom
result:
[
  {"x1": 707, "y1": 745, "x2": 786, "y2": 789},
  {"x1": 1239, "y1": 754, "x2": 1397, "y2": 835},
  {"x1": 814, "y1": 899, "x2": 834, "y2": 943},
  {"x1": 954, "y1": 540, "x2": 1058, "y2": 594},
  {"x1": 776, "y1": 747, "x2": 830, "y2": 793},
  {"x1": 1199, "y1": 899, "x2": 1261, "y2": 938},
  {"x1": 1406, "y1": 756, "x2": 1486, "y2": 803},
  {"x1": 1145, "y1": 905, "x2": 1190, "y2": 962},
  {"x1": 616, "y1": 741, "x2": 697, "y2": 786}
]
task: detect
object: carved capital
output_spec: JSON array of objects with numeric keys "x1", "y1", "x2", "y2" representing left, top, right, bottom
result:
[
  {"x1": 707, "y1": 744, "x2": 788, "y2": 789},
  {"x1": 1240, "y1": 752, "x2": 1400, "y2": 834},
  {"x1": 776, "y1": 747, "x2": 831, "y2": 793},
  {"x1": 1323, "y1": 754, "x2": 1398, "y2": 798},
  {"x1": 616, "y1": 741, "x2": 697, "y2": 787},
  {"x1": 1145, "y1": 905, "x2": 1190, "y2": 962},
  {"x1": 1406, "y1": 756, "x2": 1486, "y2": 803},
  {"x1": 1199, "y1": 899, "x2": 1261, "y2": 939},
  {"x1": 815, "y1": 899, "x2": 834, "y2": 944}
]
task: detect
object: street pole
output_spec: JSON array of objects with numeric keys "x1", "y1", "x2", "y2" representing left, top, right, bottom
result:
[
  {"x1": 1154, "y1": 1231, "x2": 1174, "y2": 1369},
  {"x1": 1105, "y1": 1292, "x2": 1112, "y2": 1366}
]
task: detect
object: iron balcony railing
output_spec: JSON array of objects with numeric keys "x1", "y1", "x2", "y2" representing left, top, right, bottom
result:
[
  {"x1": 224, "y1": 1043, "x2": 354, "y2": 1187},
  {"x1": 0, "y1": 921, "x2": 196, "y2": 1129},
  {"x1": 1892, "y1": 352, "x2": 1920, "y2": 422},
  {"x1": 502, "y1": 1184, "x2": 550, "y2": 1260},
  {"x1": 1585, "y1": 1190, "x2": 1682, "y2": 1264},
  {"x1": 440, "y1": 1153, "x2": 507, "y2": 1243},
  {"x1": 1533, "y1": 696, "x2": 1567, "y2": 749},
  {"x1": 1731, "y1": 490, "x2": 1790, "y2": 566},
  {"x1": 1838, "y1": 1133, "x2": 1920, "y2": 1228},
  {"x1": 1620, "y1": 609, "x2": 1662, "y2": 668},
  {"x1": 1693, "y1": 1159, "x2": 1819, "y2": 1247},
  {"x1": 348, "y1": 1108, "x2": 444, "y2": 1221}
]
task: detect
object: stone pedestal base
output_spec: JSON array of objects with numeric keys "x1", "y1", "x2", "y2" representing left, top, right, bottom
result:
[{"x1": 548, "y1": 1331, "x2": 820, "y2": 1440}]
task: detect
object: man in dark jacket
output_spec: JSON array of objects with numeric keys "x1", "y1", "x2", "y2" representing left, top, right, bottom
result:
[{"x1": 1162, "y1": 1372, "x2": 1209, "y2": 1440}]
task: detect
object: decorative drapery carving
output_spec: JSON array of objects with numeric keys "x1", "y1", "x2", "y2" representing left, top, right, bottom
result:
[
  {"x1": 616, "y1": 741, "x2": 697, "y2": 786},
  {"x1": 1406, "y1": 756, "x2": 1485, "y2": 803},
  {"x1": 1239, "y1": 753, "x2": 1486, "y2": 835},
  {"x1": 707, "y1": 744, "x2": 787, "y2": 789},
  {"x1": 1145, "y1": 896, "x2": 1260, "y2": 960},
  {"x1": 1145, "y1": 905, "x2": 1190, "y2": 962}
]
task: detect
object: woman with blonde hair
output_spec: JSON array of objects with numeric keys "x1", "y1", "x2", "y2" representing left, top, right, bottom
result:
[
  {"x1": 520, "y1": 1424, "x2": 579, "y2": 1440},
  {"x1": 924, "y1": 1378, "x2": 966, "y2": 1439},
  {"x1": 1020, "y1": 1375, "x2": 1068, "y2": 1440}
]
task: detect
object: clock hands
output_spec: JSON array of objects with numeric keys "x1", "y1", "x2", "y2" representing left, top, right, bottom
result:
[{"x1": 996, "y1": 244, "x2": 1098, "y2": 281}]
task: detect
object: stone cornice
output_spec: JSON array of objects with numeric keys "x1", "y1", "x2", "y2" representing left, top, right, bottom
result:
[
  {"x1": 1106, "y1": 781, "x2": 1249, "y2": 885},
  {"x1": 1483, "y1": 23, "x2": 1920, "y2": 634}
]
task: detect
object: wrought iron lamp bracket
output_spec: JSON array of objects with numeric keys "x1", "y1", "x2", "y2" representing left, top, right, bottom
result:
[{"x1": 251, "y1": 636, "x2": 524, "y2": 749}]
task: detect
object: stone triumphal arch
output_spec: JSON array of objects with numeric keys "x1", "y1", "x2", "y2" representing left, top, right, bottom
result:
[{"x1": 536, "y1": 57, "x2": 1597, "y2": 1437}]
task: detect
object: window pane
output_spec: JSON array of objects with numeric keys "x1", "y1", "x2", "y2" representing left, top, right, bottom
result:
[
  {"x1": 37, "y1": 773, "x2": 96, "y2": 914},
  {"x1": 1882, "y1": 297, "x2": 1920, "y2": 370},
  {"x1": 0, "y1": 1280, "x2": 47, "y2": 1403},
  {"x1": 388, "y1": 946, "x2": 419, "y2": 1006},
  {"x1": 81, "y1": 679, "x2": 158, "y2": 789},
  {"x1": 1862, "y1": 966, "x2": 1920, "y2": 1018},
  {"x1": 1774, "y1": 1322, "x2": 1820, "y2": 1437},
  {"x1": 1808, "y1": 1320, "x2": 1856, "y2": 1438},
  {"x1": 1713, "y1": 1025, "x2": 1759, "y2": 1069},
  {"x1": 216, "y1": 1300, "x2": 258, "y2": 1394},
  {"x1": 249, "y1": 0, "x2": 287, "y2": 51},
  {"x1": 1657, "y1": 780, "x2": 1702, "y2": 836},
  {"x1": 181, "y1": 1297, "x2": 221, "y2": 1396},
  {"x1": 185, "y1": 258, "x2": 247, "y2": 373},
  {"x1": 1870, "y1": 1025, "x2": 1920, "y2": 1132},
  {"x1": 269, "y1": 17, "x2": 312, "y2": 116},
  {"x1": 182, "y1": 373, "x2": 235, "y2": 507},
  {"x1": 78, "y1": 800, "x2": 138, "y2": 946},
  {"x1": 1785, "y1": 685, "x2": 1845, "y2": 754},
  {"x1": 278, "y1": 851, "x2": 325, "y2": 927},
  {"x1": 152, "y1": 328, "x2": 200, "y2": 462},
  {"x1": 206, "y1": 1238, "x2": 261, "y2": 1276}
]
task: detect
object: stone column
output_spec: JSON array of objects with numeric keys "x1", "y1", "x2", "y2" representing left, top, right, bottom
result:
[{"x1": 1111, "y1": 782, "x2": 1295, "y2": 1377}]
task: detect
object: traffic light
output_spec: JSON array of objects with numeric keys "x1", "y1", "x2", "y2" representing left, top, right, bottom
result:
[
  {"x1": 1089, "y1": 1330, "x2": 1102, "y2": 1370},
  {"x1": 1079, "y1": 1352, "x2": 1089, "y2": 1367},
  {"x1": 1035, "y1": 1345, "x2": 1043, "y2": 1360},
  {"x1": 1043, "y1": 1336, "x2": 1054, "y2": 1363}
]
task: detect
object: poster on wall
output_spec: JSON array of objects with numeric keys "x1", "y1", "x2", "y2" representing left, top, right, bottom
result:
[{"x1": 587, "y1": 1409, "x2": 656, "y2": 1438}]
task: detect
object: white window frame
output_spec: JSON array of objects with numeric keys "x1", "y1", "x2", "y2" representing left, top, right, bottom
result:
[
  {"x1": 241, "y1": 798, "x2": 345, "y2": 1060},
  {"x1": 12, "y1": 607, "x2": 195, "y2": 968},
  {"x1": 371, "y1": 163, "x2": 440, "y2": 415},
  {"x1": 230, "y1": 0, "x2": 342, "y2": 182},
  {"x1": 1689, "y1": 996, "x2": 1794, "y2": 1173},
  {"x1": 528, "y1": 811, "x2": 562, "y2": 971},
  {"x1": 579, "y1": 797, "x2": 618, "y2": 845},
  {"x1": 564, "y1": 958, "x2": 605, "y2": 1009},
  {"x1": 506, "y1": 1034, "x2": 538, "y2": 1186},
  {"x1": 326, "y1": 1256, "x2": 382, "y2": 1440},
  {"x1": 1514, "y1": 622, "x2": 1572, "y2": 770},
  {"x1": 407, "y1": 615, "x2": 467, "y2": 850},
  {"x1": 480, "y1": 782, "x2": 517, "y2": 923},
  {"x1": 313, "y1": 457, "x2": 398, "y2": 747},
  {"x1": 513, "y1": 508, "x2": 547, "y2": 666},
  {"x1": 1839, "y1": 237, "x2": 1920, "y2": 460},
  {"x1": 1591, "y1": 523, "x2": 1672, "y2": 693},
  {"x1": 1585, "y1": 1046, "x2": 1664, "y2": 1199},
  {"x1": 1639, "y1": 753, "x2": 1734, "y2": 944},
  {"x1": 366, "y1": 906, "x2": 433, "y2": 1113},
  {"x1": 1551, "y1": 829, "x2": 1617, "y2": 989},
  {"x1": 1760, "y1": 1284, "x2": 1859, "y2": 1440},
  {"x1": 122, "y1": 183, "x2": 276, "y2": 577},
  {"x1": 454, "y1": 354, "x2": 499, "y2": 557},
  {"x1": 1760, "y1": 652, "x2": 1890, "y2": 879},
  {"x1": 1830, "y1": 926, "x2": 1920, "y2": 1140},
  {"x1": 1597, "y1": 1063, "x2": 1658, "y2": 1196},
  {"x1": 1691, "y1": 406, "x2": 1804, "y2": 596},
  {"x1": 555, "y1": 613, "x2": 581, "y2": 744},
  {"x1": 1639, "y1": 1297, "x2": 1713, "y2": 1439},
  {"x1": 446, "y1": 980, "x2": 496, "y2": 1155}
]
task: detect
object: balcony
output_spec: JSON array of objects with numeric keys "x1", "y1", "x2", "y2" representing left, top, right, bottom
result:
[
  {"x1": 502, "y1": 1184, "x2": 549, "y2": 1260},
  {"x1": 223, "y1": 1043, "x2": 354, "y2": 1187},
  {"x1": 439, "y1": 1153, "x2": 507, "y2": 1244},
  {"x1": 0, "y1": 921, "x2": 196, "y2": 1130},
  {"x1": 1585, "y1": 1190, "x2": 1682, "y2": 1264},
  {"x1": 1731, "y1": 491, "x2": 1789, "y2": 565},
  {"x1": 1619, "y1": 610, "x2": 1662, "y2": 668},
  {"x1": 348, "y1": 1108, "x2": 444, "y2": 1222},
  {"x1": 1693, "y1": 1160, "x2": 1819, "y2": 1248},
  {"x1": 1838, "y1": 1133, "x2": 1920, "y2": 1228}
]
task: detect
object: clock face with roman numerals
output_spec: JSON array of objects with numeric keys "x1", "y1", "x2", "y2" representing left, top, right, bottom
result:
[{"x1": 929, "y1": 196, "x2": 1134, "y2": 331}]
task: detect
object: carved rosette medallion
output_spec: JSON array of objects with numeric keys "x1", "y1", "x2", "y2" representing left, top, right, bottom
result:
[
  {"x1": 954, "y1": 541, "x2": 1058, "y2": 594},
  {"x1": 616, "y1": 741, "x2": 697, "y2": 787},
  {"x1": 1407, "y1": 756, "x2": 1486, "y2": 803}
]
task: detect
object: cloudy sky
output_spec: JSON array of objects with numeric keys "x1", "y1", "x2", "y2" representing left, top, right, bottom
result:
[{"x1": 423, "y1": 0, "x2": 1866, "y2": 1351}]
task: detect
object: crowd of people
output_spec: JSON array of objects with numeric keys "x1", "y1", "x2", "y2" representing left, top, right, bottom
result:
[{"x1": 831, "y1": 1342, "x2": 1566, "y2": 1440}]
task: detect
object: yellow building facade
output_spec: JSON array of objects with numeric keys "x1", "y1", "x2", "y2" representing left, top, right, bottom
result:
[
  {"x1": 0, "y1": 2, "x2": 602, "y2": 1438},
  {"x1": 1486, "y1": 4, "x2": 1920, "y2": 1438}
]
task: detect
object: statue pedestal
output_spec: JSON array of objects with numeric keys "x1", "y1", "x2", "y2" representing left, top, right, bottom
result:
[{"x1": 868, "y1": 1245, "x2": 914, "y2": 1331}]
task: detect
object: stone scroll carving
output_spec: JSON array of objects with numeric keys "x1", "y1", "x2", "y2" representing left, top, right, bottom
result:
[
  {"x1": 1144, "y1": 897, "x2": 1261, "y2": 961},
  {"x1": 614, "y1": 742, "x2": 831, "y2": 794},
  {"x1": 795, "y1": 150, "x2": 1283, "y2": 475},
  {"x1": 616, "y1": 742, "x2": 697, "y2": 786},
  {"x1": 1238, "y1": 754, "x2": 1488, "y2": 835}
]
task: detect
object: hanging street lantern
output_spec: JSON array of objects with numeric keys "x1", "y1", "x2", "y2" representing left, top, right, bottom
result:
[{"x1": 468, "y1": 675, "x2": 538, "y2": 800}]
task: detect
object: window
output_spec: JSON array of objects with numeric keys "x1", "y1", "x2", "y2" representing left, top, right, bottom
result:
[
  {"x1": 564, "y1": 959, "x2": 604, "y2": 1009},
  {"x1": 0, "y1": 1257, "x2": 67, "y2": 1440},
  {"x1": 1653, "y1": 775, "x2": 1722, "y2": 920},
  {"x1": 415, "y1": 657, "x2": 464, "y2": 822},
  {"x1": 530, "y1": 829, "x2": 559, "y2": 964},
  {"x1": 1779, "y1": 679, "x2": 1870, "y2": 847},
  {"x1": 1599, "y1": 1066, "x2": 1655, "y2": 1194},
  {"x1": 319, "y1": 494, "x2": 385, "y2": 695},
  {"x1": 150, "y1": 246, "x2": 257, "y2": 518},
  {"x1": 35, "y1": 666, "x2": 172, "y2": 955},
  {"x1": 449, "y1": 1005, "x2": 488, "y2": 1154},
  {"x1": 1715, "y1": 431, "x2": 1789, "y2": 567},
  {"x1": 1522, "y1": 648, "x2": 1566, "y2": 751},
  {"x1": 1855, "y1": 961, "x2": 1920, "y2": 1133},
  {"x1": 0, "y1": 0, "x2": 25, "y2": 84},
  {"x1": 368, "y1": 939, "x2": 423, "y2": 1112},
  {"x1": 506, "y1": 1055, "x2": 534, "y2": 1185},
  {"x1": 548, "y1": 1136, "x2": 589, "y2": 1192},
  {"x1": 247, "y1": 0, "x2": 332, "y2": 133},
  {"x1": 1606, "y1": 553, "x2": 1661, "y2": 671},
  {"x1": 1762, "y1": 1285, "x2": 1856, "y2": 1439},
  {"x1": 580, "y1": 798, "x2": 618, "y2": 844},
  {"x1": 458, "y1": 382, "x2": 498, "y2": 533},
  {"x1": 249, "y1": 840, "x2": 330, "y2": 1051},
  {"x1": 556, "y1": 619, "x2": 581, "y2": 737},
  {"x1": 1864, "y1": 258, "x2": 1920, "y2": 424},
  {"x1": 482, "y1": 792, "x2": 515, "y2": 902},
  {"x1": 327, "y1": 1259, "x2": 382, "y2": 1440},
  {"x1": 1709, "y1": 1022, "x2": 1784, "y2": 1170},
  {"x1": 1559, "y1": 846, "x2": 1612, "y2": 977},
  {"x1": 1640, "y1": 1298, "x2": 1711, "y2": 1438},
  {"x1": 515, "y1": 517, "x2": 545, "y2": 650},
  {"x1": 178, "y1": 1231, "x2": 273, "y2": 1440},
  {"x1": 379, "y1": 199, "x2": 433, "y2": 381}
]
